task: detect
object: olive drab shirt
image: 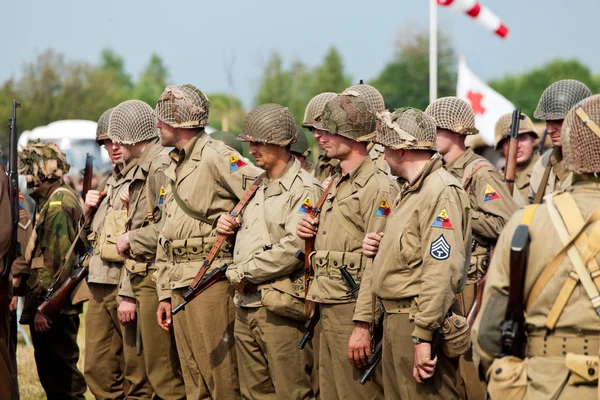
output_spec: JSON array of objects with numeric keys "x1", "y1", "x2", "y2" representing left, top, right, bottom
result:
[
  {"x1": 11, "y1": 194, "x2": 33, "y2": 279},
  {"x1": 21, "y1": 184, "x2": 83, "y2": 323},
  {"x1": 119, "y1": 139, "x2": 170, "y2": 296},
  {"x1": 445, "y1": 148, "x2": 518, "y2": 281},
  {"x1": 528, "y1": 148, "x2": 573, "y2": 204},
  {"x1": 309, "y1": 157, "x2": 398, "y2": 323},
  {"x1": 155, "y1": 132, "x2": 262, "y2": 301},
  {"x1": 472, "y1": 177, "x2": 600, "y2": 374},
  {"x1": 509, "y1": 152, "x2": 539, "y2": 207},
  {"x1": 228, "y1": 157, "x2": 323, "y2": 307},
  {"x1": 373, "y1": 155, "x2": 470, "y2": 341}
]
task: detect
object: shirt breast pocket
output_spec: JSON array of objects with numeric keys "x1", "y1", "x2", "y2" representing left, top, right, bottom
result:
[{"x1": 397, "y1": 227, "x2": 421, "y2": 272}]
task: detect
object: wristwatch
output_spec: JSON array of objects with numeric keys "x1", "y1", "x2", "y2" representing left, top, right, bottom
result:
[{"x1": 412, "y1": 336, "x2": 430, "y2": 344}]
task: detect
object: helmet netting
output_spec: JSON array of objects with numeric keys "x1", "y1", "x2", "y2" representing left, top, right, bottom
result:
[
  {"x1": 239, "y1": 104, "x2": 297, "y2": 146},
  {"x1": 108, "y1": 100, "x2": 158, "y2": 145},
  {"x1": 425, "y1": 97, "x2": 478, "y2": 135},
  {"x1": 534, "y1": 79, "x2": 592, "y2": 121},
  {"x1": 562, "y1": 94, "x2": 600, "y2": 174},
  {"x1": 155, "y1": 84, "x2": 210, "y2": 129},
  {"x1": 18, "y1": 139, "x2": 71, "y2": 184},
  {"x1": 317, "y1": 92, "x2": 376, "y2": 142},
  {"x1": 376, "y1": 108, "x2": 436, "y2": 151},
  {"x1": 302, "y1": 92, "x2": 337, "y2": 129},
  {"x1": 96, "y1": 107, "x2": 114, "y2": 143},
  {"x1": 342, "y1": 84, "x2": 386, "y2": 113},
  {"x1": 494, "y1": 112, "x2": 538, "y2": 149}
]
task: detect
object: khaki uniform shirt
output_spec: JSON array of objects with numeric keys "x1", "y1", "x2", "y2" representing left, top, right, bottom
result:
[
  {"x1": 510, "y1": 153, "x2": 539, "y2": 207},
  {"x1": 227, "y1": 157, "x2": 323, "y2": 307},
  {"x1": 373, "y1": 155, "x2": 470, "y2": 341},
  {"x1": 313, "y1": 155, "x2": 341, "y2": 182},
  {"x1": 446, "y1": 148, "x2": 518, "y2": 281},
  {"x1": 472, "y1": 177, "x2": 600, "y2": 373},
  {"x1": 156, "y1": 132, "x2": 263, "y2": 301},
  {"x1": 528, "y1": 148, "x2": 573, "y2": 204},
  {"x1": 309, "y1": 157, "x2": 398, "y2": 323}
]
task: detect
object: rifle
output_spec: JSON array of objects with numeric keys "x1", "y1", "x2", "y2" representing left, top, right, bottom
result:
[
  {"x1": 37, "y1": 155, "x2": 95, "y2": 323},
  {"x1": 1, "y1": 101, "x2": 21, "y2": 308},
  {"x1": 171, "y1": 172, "x2": 266, "y2": 314},
  {"x1": 538, "y1": 128, "x2": 548, "y2": 156},
  {"x1": 172, "y1": 264, "x2": 229, "y2": 315},
  {"x1": 499, "y1": 224, "x2": 530, "y2": 358},
  {"x1": 298, "y1": 304, "x2": 319, "y2": 350},
  {"x1": 304, "y1": 179, "x2": 334, "y2": 315}
]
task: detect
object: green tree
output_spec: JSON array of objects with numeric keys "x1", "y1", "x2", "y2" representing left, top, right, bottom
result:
[
  {"x1": 254, "y1": 52, "x2": 294, "y2": 107},
  {"x1": 371, "y1": 29, "x2": 456, "y2": 110},
  {"x1": 307, "y1": 47, "x2": 351, "y2": 98},
  {"x1": 99, "y1": 48, "x2": 133, "y2": 90},
  {"x1": 207, "y1": 92, "x2": 246, "y2": 133},
  {"x1": 132, "y1": 53, "x2": 169, "y2": 106}
]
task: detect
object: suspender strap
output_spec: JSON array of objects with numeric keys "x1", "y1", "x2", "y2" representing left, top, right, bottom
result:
[
  {"x1": 170, "y1": 180, "x2": 214, "y2": 226},
  {"x1": 533, "y1": 161, "x2": 553, "y2": 204},
  {"x1": 461, "y1": 159, "x2": 492, "y2": 190},
  {"x1": 332, "y1": 195, "x2": 365, "y2": 243}
]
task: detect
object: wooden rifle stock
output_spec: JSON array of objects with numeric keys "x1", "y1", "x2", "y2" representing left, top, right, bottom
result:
[
  {"x1": 504, "y1": 108, "x2": 523, "y2": 196},
  {"x1": 38, "y1": 264, "x2": 88, "y2": 324}
]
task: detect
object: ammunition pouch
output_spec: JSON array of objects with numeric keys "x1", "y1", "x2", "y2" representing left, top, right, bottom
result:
[
  {"x1": 440, "y1": 312, "x2": 470, "y2": 358},
  {"x1": 169, "y1": 237, "x2": 233, "y2": 263},
  {"x1": 566, "y1": 353, "x2": 599, "y2": 385},
  {"x1": 486, "y1": 356, "x2": 528, "y2": 400},
  {"x1": 310, "y1": 250, "x2": 365, "y2": 298},
  {"x1": 124, "y1": 259, "x2": 149, "y2": 275},
  {"x1": 98, "y1": 209, "x2": 128, "y2": 263}
]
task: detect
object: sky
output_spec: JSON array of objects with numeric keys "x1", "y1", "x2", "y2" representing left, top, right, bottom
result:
[{"x1": 1, "y1": 0, "x2": 599, "y2": 107}]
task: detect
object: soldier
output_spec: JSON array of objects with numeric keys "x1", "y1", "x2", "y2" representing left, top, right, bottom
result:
[
  {"x1": 216, "y1": 104, "x2": 322, "y2": 399},
  {"x1": 291, "y1": 126, "x2": 313, "y2": 172},
  {"x1": 529, "y1": 79, "x2": 592, "y2": 203},
  {"x1": 154, "y1": 84, "x2": 262, "y2": 399},
  {"x1": 83, "y1": 107, "x2": 153, "y2": 399},
  {"x1": 472, "y1": 94, "x2": 600, "y2": 399},
  {"x1": 106, "y1": 100, "x2": 186, "y2": 399},
  {"x1": 297, "y1": 92, "x2": 398, "y2": 399},
  {"x1": 363, "y1": 108, "x2": 471, "y2": 399},
  {"x1": 494, "y1": 112, "x2": 539, "y2": 206},
  {"x1": 425, "y1": 97, "x2": 519, "y2": 399},
  {"x1": 303, "y1": 92, "x2": 341, "y2": 182},
  {"x1": 18, "y1": 140, "x2": 87, "y2": 399}
]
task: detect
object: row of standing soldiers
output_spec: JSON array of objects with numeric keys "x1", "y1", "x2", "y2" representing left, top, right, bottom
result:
[{"x1": 0, "y1": 78, "x2": 599, "y2": 400}]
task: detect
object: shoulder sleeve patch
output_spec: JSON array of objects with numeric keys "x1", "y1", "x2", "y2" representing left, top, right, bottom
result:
[
  {"x1": 432, "y1": 208, "x2": 453, "y2": 229},
  {"x1": 229, "y1": 154, "x2": 247, "y2": 173},
  {"x1": 49, "y1": 200, "x2": 62, "y2": 207},
  {"x1": 430, "y1": 234, "x2": 451, "y2": 260},
  {"x1": 374, "y1": 198, "x2": 391, "y2": 217},
  {"x1": 298, "y1": 196, "x2": 314, "y2": 214},
  {"x1": 483, "y1": 184, "x2": 501, "y2": 203},
  {"x1": 158, "y1": 186, "x2": 166, "y2": 205}
]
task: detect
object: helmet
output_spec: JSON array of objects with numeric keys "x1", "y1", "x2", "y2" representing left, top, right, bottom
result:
[
  {"x1": 494, "y1": 112, "x2": 538, "y2": 149},
  {"x1": 18, "y1": 139, "x2": 71, "y2": 186},
  {"x1": 425, "y1": 97, "x2": 479, "y2": 135},
  {"x1": 96, "y1": 107, "x2": 114, "y2": 145},
  {"x1": 302, "y1": 92, "x2": 337, "y2": 129},
  {"x1": 342, "y1": 83, "x2": 385, "y2": 113},
  {"x1": 238, "y1": 104, "x2": 297, "y2": 146},
  {"x1": 155, "y1": 84, "x2": 210, "y2": 129},
  {"x1": 315, "y1": 92, "x2": 376, "y2": 142},
  {"x1": 108, "y1": 100, "x2": 158, "y2": 145},
  {"x1": 534, "y1": 79, "x2": 592, "y2": 121},
  {"x1": 291, "y1": 126, "x2": 311, "y2": 157},
  {"x1": 561, "y1": 94, "x2": 600, "y2": 174},
  {"x1": 210, "y1": 130, "x2": 244, "y2": 155},
  {"x1": 376, "y1": 108, "x2": 437, "y2": 151}
]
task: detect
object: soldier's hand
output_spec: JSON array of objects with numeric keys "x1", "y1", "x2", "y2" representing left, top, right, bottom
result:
[
  {"x1": 84, "y1": 190, "x2": 106, "y2": 216},
  {"x1": 362, "y1": 232, "x2": 384, "y2": 258},
  {"x1": 33, "y1": 312, "x2": 51, "y2": 333},
  {"x1": 120, "y1": 186, "x2": 130, "y2": 209},
  {"x1": 9, "y1": 296, "x2": 17, "y2": 313},
  {"x1": 118, "y1": 297, "x2": 137, "y2": 325},
  {"x1": 116, "y1": 233, "x2": 131, "y2": 257},
  {"x1": 216, "y1": 214, "x2": 240, "y2": 236},
  {"x1": 413, "y1": 342, "x2": 437, "y2": 383},
  {"x1": 348, "y1": 321, "x2": 371, "y2": 368},
  {"x1": 157, "y1": 300, "x2": 172, "y2": 331},
  {"x1": 297, "y1": 215, "x2": 319, "y2": 240}
]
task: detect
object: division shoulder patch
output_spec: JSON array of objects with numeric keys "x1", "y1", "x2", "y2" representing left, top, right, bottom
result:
[
  {"x1": 430, "y1": 234, "x2": 451, "y2": 261},
  {"x1": 374, "y1": 198, "x2": 391, "y2": 217},
  {"x1": 432, "y1": 208, "x2": 453, "y2": 229},
  {"x1": 483, "y1": 184, "x2": 501, "y2": 203},
  {"x1": 298, "y1": 196, "x2": 314, "y2": 214},
  {"x1": 229, "y1": 154, "x2": 247, "y2": 173},
  {"x1": 158, "y1": 186, "x2": 166, "y2": 205}
]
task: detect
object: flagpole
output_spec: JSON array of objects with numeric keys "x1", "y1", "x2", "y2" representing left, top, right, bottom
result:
[{"x1": 429, "y1": 0, "x2": 438, "y2": 103}]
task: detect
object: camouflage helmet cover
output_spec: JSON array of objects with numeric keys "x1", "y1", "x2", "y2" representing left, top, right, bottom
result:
[
  {"x1": 291, "y1": 126, "x2": 311, "y2": 157},
  {"x1": 315, "y1": 92, "x2": 377, "y2": 142},
  {"x1": 342, "y1": 83, "x2": 385, "y2": 114},
  {"x1": 302, "y1": 92, "x2": 337, "y2": 129},
  {"x1": 238, "y1": 103, "x2": 298, "y2": 146},
  {"x1": 561, "y1": 94, "x2": 600, "y2": 174},
  {"x1": 18, "y1": 139, "x2": 71, "y2": 185},
  {"x1": 376, "y1": 108, "x2": 437, "y2": 151},
  {"x1": 108, "y1": 100, "x2": 158, "y2": 145},
  {"x1": 494, "y1": 112, "x2": 538, "y2": 149},
  {"x1": 425, "y1": 97, "x2": 479, "y2": 136},
  {"x1": 155, "y1": 84, "x2": 210, "y2": 129},
  {"x1": 210, "y1": 130, "x2": 244, "y2": 155},
  {"x1": 96, "y1": 107, "x2": 114, "y2": 145},
  {"x1": 534, "y1": 79, "x2": 592, "y2": 121}
]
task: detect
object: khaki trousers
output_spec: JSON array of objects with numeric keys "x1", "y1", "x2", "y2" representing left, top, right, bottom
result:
[
  {"x1": 30, "y1": 314, "x2": 87, "y2": 399},
  {"x1": 382, "y1": 313, "x2": 458, "y2": 400},
  {"x1": 457, "y1": 285, "x2": 486, "y2": 400},
  {"x1": 234, "y1": 306, "x2": 314, "y2": 400},
  {"x1": 0, "y1": 292, "x2": 13, "y2": 399},
  {"x1": 130, "y1": 273, "x2": 185, "y2": 400},
  {"x1": 85, "y1": 282, "x2": 152, "y2": 400},
  {"x1": 319, "y1": 303, "x2": 384, "y2": 400},
  {"x1": 172, "y1": 280, "x2": 240, "y2": 400}
]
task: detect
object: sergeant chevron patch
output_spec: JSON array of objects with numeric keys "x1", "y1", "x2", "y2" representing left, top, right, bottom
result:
[{"x1": 430, "y1": 234, "x2": 451, "y2": 260}]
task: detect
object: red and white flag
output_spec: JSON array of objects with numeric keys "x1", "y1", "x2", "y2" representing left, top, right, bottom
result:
[{"x1": 456, "y1": 57, "x2": 514, "y2": 146}]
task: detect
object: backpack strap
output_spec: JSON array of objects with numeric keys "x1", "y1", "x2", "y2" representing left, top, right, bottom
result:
[
  {"x1": 533, "y1": 162, "x2": 552, "y2": 204},
  {"x1": 461, "y1": 158, "x2": 493, "y2": 190}
]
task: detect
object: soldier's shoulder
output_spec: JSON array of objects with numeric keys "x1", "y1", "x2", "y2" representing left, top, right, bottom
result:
[
  {"x1": 295, "y1": 168, "x2": 323, "y2": 190},
  {"x1": 432, "y1": 167, "x2": 463, "y2": 189},
  {"x1": 47, "y1": 188, "x2": 81, "y2": 216},
  {"x1": 366, "y1": 166, "x2": 396, "y2": 193}
]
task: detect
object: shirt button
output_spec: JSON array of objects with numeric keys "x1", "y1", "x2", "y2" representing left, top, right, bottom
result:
[{"x1": 322, "y1": 231, "x2": 326, "y2": 235}]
